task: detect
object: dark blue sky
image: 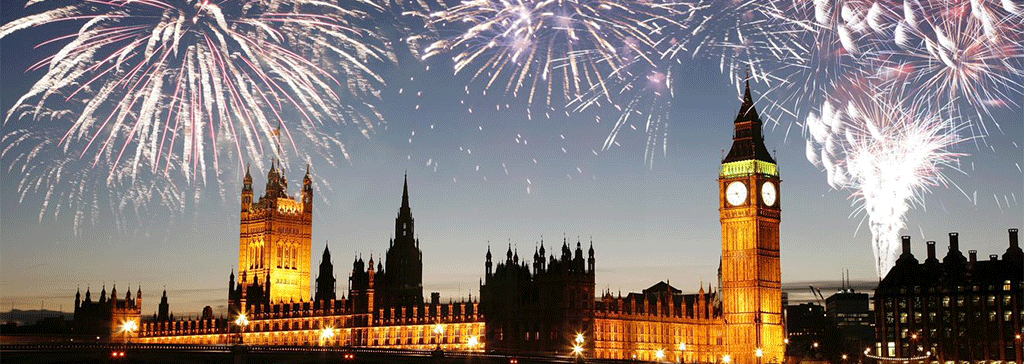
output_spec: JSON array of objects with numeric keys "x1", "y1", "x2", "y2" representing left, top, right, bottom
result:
[{"x1": 1, "y1": 0, "x2": 1021, "y2": 315}]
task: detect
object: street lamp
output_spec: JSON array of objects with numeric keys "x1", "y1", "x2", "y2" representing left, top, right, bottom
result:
[
  {"x1": 433, "y1": 323, "x2": 445, "y2": 350},
  {"x1": 320, "y1": 326, "x2": 335, "y2": 346},
  {"x1": 234, "y1": 313, "x2": 249, "y2": 345},
  {"x1": 756, "y1": 347, "x2": 763, "y2": 364},
  {"x1": 656, "y1": 349, "x2": 666, "y2": 361},
  {"x1": 572, "y1": 333, "x2": 585, "y2": 361},
  {"x1": 120, "y1": 319, "x2": 138, "y2": 344},
  {"x1": 467, "y1": 336, "x2": 479, "y2": 350},
  {"x1": 722, "y1": 354, "x2": 732, "y2": 364}
]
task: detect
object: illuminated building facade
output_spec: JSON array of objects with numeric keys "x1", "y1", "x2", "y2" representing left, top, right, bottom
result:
[
  {"x1": 237, "y1": 162, "x2": 313, "y2": 305},
  {"x1": 72, "y1": 284, "x2": 142, "y2": 339},
  {"x1": 874, "y1": 231, "x2": 1023, "y2": 363},
  {"x1": 134, "y1": 82, "x2": 785, "y2": 361}
]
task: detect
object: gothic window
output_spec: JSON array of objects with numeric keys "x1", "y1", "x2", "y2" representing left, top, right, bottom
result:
[
  {"x1": 284, "y1": 247, "x2": 290, "y2": 269},
  {"x1": 278, "y1": 247, "x2": 283, "y2": 268}
]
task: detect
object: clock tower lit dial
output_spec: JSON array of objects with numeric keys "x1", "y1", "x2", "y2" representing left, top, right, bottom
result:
[
  {"x1": 762, "y1": 181, "x2": 777, "y2": 206},
  {"x1": 725, "y1": 181, "x2": 747, "y2": 206}
]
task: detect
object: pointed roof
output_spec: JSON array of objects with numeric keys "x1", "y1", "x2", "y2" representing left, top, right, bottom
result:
[
  {"x1": 401, "y1": 173, "x2": 410, "y2": 210},
  {"x1": 723, "y1": 75, "x2": 775, "y2": 164}
]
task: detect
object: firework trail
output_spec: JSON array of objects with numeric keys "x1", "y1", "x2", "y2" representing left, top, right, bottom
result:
[
  {"x1": 805, "y1": 83, "x2": 964, "y2": 277},
  {"x1": 1, "y1": 0, "x2": 392, "y2": 227}
]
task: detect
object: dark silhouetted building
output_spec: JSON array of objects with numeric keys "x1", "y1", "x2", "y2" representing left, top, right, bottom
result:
[
  {"x1": 873, "y1": 230, "x2": 1023, "y2": 363},
  {"x1": 479, "y1": 238, "x2": 595, "y2": 354},
  {"x1": 826, "y1": 283, "x2": 873, "y2": 355},
  {"x1": 72, "y1": 284, "x2": 142, "y2": 340}
]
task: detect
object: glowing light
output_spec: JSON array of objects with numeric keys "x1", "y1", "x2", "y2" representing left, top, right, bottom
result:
[
  {"x1": 120, "y1": 320, "x2": 138, "y2": 333},
  {"x1": 235, "y1": 313, "x2": 249, "y2": 327},
  {"x1": 813, "y1": 342, "x2": 819, "y2": 348},
  {"x1": 467, "y1": 336, "x2": 479, "y2": 347},
  {"x1": 842, "y1": 354, "x2": 848, "y2": 360},
  {"x1": 434, "y1": 324, "x2": 445, "y2": 335},
  {"x1": 656, "y1": 349, "x2": 666, "y2": 360},
  {"x1": 756, "y1": 348, "x2": 763, "y2": 358},
  {"x1": 723, "y1": 354, "x2": 732, "y2": 363},
  {"x1": 575, "y1": 333, "x2": 585, "y2": 344},
  {"x1": 321, "y1": 327, "x2": 335, "y2": 340},
  {"x1": 573, "y1": 344, "x2": 584, "y2": 356},
  {"x1": 679, "y1": 342, "x2": 687, "y2": 351}
]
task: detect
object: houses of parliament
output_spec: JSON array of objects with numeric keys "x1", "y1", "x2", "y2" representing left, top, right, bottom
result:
[{"x1": 85, "y1": 82, "x2": 785, "y2": 363}]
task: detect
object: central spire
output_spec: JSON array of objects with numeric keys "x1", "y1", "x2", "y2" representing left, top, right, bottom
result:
[{"x1": 395, "y1": 174, "x2": 414, "y2": 242}]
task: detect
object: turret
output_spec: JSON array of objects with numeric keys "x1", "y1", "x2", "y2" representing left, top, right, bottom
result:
[
  {"x1": 302, "y1": 164, "x2": 313, "y2": 213},
  {"x1": 485, "y1": 245, "x2": 493, "y2": 278},
  {"x1": 242, "y1": 163, "x2": 253, "y2": 211},
  {"x1": 136, "y1": 286, "x2": 142, "y2": 308},
  {"x1": 85, "y1": 286, "x2": 92, "y2": 303},
  {"x1": 315, "y1": 243, "x2": 337, "y2": 302},
  {"x1": 588, "y1": 240, "x2": 595, "y2": 274},
  {"x1": 110, "y1": 284, "x2": 118, "y2": 306},
  {"x1": 100, "y1": 285, "x2": 107, "y2": 303},
  {"x1": 158, "y1": 288, "x2": 170, "y2": 321},
  {"x1": 75, "y1": 287, "x2": 81, "y2": 310}
]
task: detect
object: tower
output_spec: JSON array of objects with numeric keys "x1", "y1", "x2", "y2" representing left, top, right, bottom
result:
[
  {"x1": 381, "y1": 174, "x2": 424, "y2": 308},
  {"x1": 238, "y1": 161, "x2": 313, "y2": 305},
  {"x1": 315, "y1": 243, "x2": 336, "y2": 302},
  {"x1": 719, "y1": 79, "x2": 784, "y2": 364}
]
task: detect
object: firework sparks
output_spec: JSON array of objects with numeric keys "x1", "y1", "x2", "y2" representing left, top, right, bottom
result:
[
  {"x1": 422, "y1": 0, "x2": 671, "y2": 108},
  {"x1": 1, "y1": 0, "x2": 392, "y2": 226},
  {"x1": 805, "y1": 86, "x2": 964, "y2": 277}
]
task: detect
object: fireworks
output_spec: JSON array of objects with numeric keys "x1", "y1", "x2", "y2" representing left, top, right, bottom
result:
[
  {"x1": 1, "y1": 0, "x2": 392, "y2": 226},
  {"x1": 805, "y1": 85, "x2": 963, "y2": 277},
  {"x1": 422, "y1": 0, "x2": 671, "y2": 108}
]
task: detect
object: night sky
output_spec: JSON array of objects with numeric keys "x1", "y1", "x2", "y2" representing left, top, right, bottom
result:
[{"x1": 1, "y1": 0, "x2": 1021, "y2": 317}]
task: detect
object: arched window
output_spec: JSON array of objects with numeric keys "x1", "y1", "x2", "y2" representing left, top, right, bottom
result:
[
  {"x1": 284, "y1": 246, "x2": 290, "y2": 269},
  {"x1": 278, "y1": 246, "x2": 283, "y2": 267}
]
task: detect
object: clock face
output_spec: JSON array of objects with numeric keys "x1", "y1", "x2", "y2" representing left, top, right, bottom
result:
[
  {"x1": 725, "y1": 181, "x2": 747, "y2": 206},
  {"x1": 762, "y1": 181, "x2": 777, "y2": 206}
]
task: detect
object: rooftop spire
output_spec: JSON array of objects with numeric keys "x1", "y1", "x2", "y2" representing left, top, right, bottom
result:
[
  {"x1": 723, "y1": 75, "x2": 775, "y2": 164},
  {"x1": 402, "y1": 173, "x2": 410, "y2": 209}
]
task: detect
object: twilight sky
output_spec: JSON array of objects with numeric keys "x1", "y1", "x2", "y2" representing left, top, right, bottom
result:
[{"x1": 1, "y1": 0, "x2": 1021, "y2": 317}]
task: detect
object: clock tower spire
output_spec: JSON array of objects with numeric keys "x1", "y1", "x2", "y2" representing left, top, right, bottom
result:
[{"x1": 719, "y1": 80, "x2": 783, "y2": 364}]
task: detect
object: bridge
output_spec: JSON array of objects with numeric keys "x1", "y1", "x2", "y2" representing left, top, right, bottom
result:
[{"x1": 1, "y1": 343, "x2": 623, "y2": 364}]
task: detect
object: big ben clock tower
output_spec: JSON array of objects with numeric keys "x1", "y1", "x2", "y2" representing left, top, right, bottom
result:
[{"x1": 719, "y1": 79, "x2": 784, "y2": 364}]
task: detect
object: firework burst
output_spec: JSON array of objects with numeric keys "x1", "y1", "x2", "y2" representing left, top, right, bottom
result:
[
  {"x1": 423, "y1": 0, "x2": 673, "y2": 109},
  {"x1": 805, "y1": 84, "x2": 964, "y2": 277},
  {"x1": 1, "y1": 0, "x2": 392, "y2": 226}
]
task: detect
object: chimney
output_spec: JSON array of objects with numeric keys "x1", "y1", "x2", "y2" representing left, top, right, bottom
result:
[
  {"x1": 968, "y1": 250, "x2": 977, "y2": 263},
  {"x1": 901, "y1": 236, "x2": 912, "y2": 255},
  {"x1": 949, "y1": 232, "x2": 959, "y2": 252},
  {"x1": 926, "y1": 241, "x2": 936, "y2": 260},
  {"x1": 989, "y1": 254, "x2": 998, "y2": 261},
  {"x1": 1010, "y1": 228, "x2": 1019, "y2": 248}
]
